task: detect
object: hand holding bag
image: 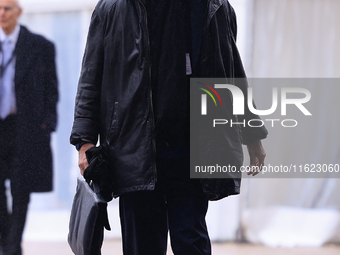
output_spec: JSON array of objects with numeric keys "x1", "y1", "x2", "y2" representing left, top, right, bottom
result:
[{"x1": 68, "y1": 144, "x2": 113, "y2": 255}]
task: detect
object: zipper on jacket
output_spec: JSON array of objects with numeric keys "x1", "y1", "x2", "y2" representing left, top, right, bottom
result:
[{"x1": 138, "y1": 0, "x2": 157, "y2": 184}]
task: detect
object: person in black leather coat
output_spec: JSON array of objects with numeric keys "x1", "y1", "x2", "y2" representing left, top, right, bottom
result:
[{"x1": 70, "y1": 0, "x2": 267, "y2": 254}]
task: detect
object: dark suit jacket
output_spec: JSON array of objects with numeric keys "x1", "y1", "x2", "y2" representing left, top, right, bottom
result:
[{"x1": 13, "y1": 25, "x2": 58, "y2": 192}]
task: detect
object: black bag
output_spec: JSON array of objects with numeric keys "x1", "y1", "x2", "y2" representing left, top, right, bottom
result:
[
  {"x1": 68, "y1": 144, "x2": 113, "y2": 255},
  {"x1": 68, "y1": 178, "x2": 111, "y2": 255}
]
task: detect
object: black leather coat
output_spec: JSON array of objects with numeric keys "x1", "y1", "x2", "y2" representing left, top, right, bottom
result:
[{"x1": 70, "y1": 0, "x2": 268, "y2": 199}]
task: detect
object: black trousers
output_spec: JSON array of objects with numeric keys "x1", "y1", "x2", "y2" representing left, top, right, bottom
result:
[
  {"x1": 119, "y1": 157, "x2": 211, "y2": 255},
  {"x1": 0, "y1": 116, "x2": 30, "y2": 255}
]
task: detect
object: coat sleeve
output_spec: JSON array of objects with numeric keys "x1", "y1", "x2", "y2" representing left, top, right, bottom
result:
[
  {"x1": 228, "y1": 2, "x2": 268, "y2": 144},
  {"x1": 42, "y1": 41, "x2": 58, "y2": 132},
  {"x1": 70, "y1": 5, "x2": 106, "y2": 145}
]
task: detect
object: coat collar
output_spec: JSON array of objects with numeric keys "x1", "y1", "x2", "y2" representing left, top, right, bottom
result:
[
  {"x1": 207, "y1": 0, "x2": 223, "y2": 22},
  {"x1": 203, "y1": 0, "x2": 223, "y2": 31}
]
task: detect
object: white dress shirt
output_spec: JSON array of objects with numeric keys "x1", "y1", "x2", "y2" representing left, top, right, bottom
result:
[{"x1": 0, "y1": 24, "x2": 20, "y2": 119}]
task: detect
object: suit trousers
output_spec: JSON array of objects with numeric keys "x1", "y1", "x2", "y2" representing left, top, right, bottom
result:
[
  {"x1": 119, "y1": 157, "x2": 211, "y2": 255},
  {"x1": 0, "y1": 115, "x2": 30, "y2": 255}
]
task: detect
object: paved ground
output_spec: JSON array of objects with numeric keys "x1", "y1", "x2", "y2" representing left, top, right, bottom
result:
[
  {"x1": 23, "y1": 240, "x2": 340, "y2": 255},
  {"x1": 22, "y1": 204, "x2": 340, "y2": 255}
]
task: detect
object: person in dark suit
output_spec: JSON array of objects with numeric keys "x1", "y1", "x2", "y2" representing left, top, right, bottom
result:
[{"x1": 0, "y1": 1, "x2": 58, "y2": 254}]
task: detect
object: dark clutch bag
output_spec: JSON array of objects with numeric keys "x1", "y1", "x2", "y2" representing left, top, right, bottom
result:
[{"x1": 68, "y1": 144, "x2": 113, "y2": 255}]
